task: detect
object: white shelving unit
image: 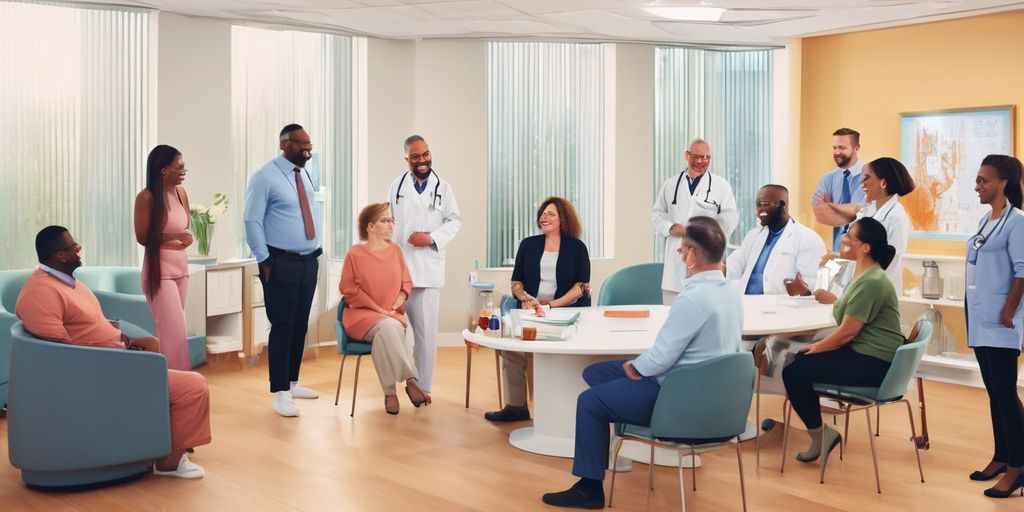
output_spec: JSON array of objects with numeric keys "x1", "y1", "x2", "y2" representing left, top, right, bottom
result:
[
  {"x1": 185, "y1": 258, "x2": 257, "y2": 357},
  {"x1": 899, "y1": 296, "x2": 964, "y2": 309}
]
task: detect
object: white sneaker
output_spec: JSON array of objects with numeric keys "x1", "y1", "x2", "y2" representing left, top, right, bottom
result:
[
  {"x1": 153, "y1": 454, "x2": 205, "y2": 479},
  {"x1": 273, "y1": 390, "x2": 300, "y2": 417},
  {"x1": 289, "y1": 382, "x2": 319, "y2": 399}
]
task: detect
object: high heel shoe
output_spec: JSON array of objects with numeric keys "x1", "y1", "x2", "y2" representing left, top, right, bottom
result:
[
  {"x1": 984, "y1": 471, "x2": 1024, "y2": 498},
  {"x1": 818, "y1": 426, "x2": 842, "y2": 484},
  {"x1": 971, "y1": 463, "x2": 1008, "y2": 481},
  {"x1": 405, "y1": 384, "x2": 426, "y2": 407},
  {"x1": 384, "y1": 395, "x2": 400, "y2": 415}
]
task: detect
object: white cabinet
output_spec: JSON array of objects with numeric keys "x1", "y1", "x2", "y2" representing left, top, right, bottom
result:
[
  {"x1": 252, "y1": 306, "x2": 270, "y2": 348},
  {"x1": 207, "y1": 268, "x2": 243, "y2": 316}
]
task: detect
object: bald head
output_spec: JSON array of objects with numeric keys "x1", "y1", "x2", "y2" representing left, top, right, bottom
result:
[
  {"x1": 684, "y1": 139, "x2": 711, "y2": 176},
  {"x1": 756, "y1": 184, "x2": 789, "y2": 228}
]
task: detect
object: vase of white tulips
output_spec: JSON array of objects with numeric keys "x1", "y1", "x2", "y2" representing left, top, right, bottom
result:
[{"x1": 189, "y1": 193, "x2": 229, "y2": 256}]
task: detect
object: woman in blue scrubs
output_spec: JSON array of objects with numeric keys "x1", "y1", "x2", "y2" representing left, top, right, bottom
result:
[{"x1": 966, "y1": 154, "x2": 1024, "y2": 498}]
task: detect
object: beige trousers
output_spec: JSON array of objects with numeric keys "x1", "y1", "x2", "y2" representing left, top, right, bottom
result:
[
  {"x1": 365, "y1": 318, "x2": 418, "y2": 395},
  {"x1": 499, "y1": 350, "x2": 529, "y2": 407}
]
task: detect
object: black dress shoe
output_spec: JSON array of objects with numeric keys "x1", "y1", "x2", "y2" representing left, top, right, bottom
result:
[
  {"x1": 984, "y1": 471, "x2": 1024, "y2": 498},
  {"x1": 484, "y1": 405, "x2": 531, "y2": 422},
  {"x1": 542, "y1": 485, "x2": 605, "y2": 509},
  {"x1": 971, "y1": 463, "x2": 1008, "y2": 481}
]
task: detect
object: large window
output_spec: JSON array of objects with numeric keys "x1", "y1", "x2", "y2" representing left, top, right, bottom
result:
[
  {"x1": 487, "y1": 41, "x2": 612, "y2": 266},
  {"x1": 654, "y1": 47, "x2": 773, "y2": 254},
  {"x1": 0, "y1": 1, "x2": 153, "y2": 269},
  {"x1": 231, "y1": 26, "x2": 357, "y2": 259}
]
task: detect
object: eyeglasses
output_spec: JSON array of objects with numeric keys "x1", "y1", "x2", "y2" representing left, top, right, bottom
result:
[
  {"x1": 688, "y1": 153, "x2": 711, "y2": 161},
  {"x1": 287, "y1": 138, "x2": 312, "y2": 146},
  {"x1": 755, "y1": 201, "x2": 781, "y2": 208},
  {"x1": 408, "y1": 150, "x2": 431, "y2": 163}
]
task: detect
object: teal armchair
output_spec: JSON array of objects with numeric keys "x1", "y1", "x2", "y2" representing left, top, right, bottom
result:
[
  {"x1": 597, "y1": 263, "x2": 664, "y2": 306},
  {"x1": 7, "y1": 322, "x2": 172, "y2": 490},
  {"x1": 781, "y1": 340, "x2": 928, "y2": 493},
  {"x1": 0, "y1": 269, "x2": 33, "y2": 410},
  {"x1": 75, "y1": 266, "x2": 206, "y2": 369},
  {"x1": 609, "y1": 352, "x2": 754, "y2": 511}
]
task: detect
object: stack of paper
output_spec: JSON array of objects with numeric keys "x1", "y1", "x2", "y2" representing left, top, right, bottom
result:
[{"x1": 514, "y1": 310, "x2": 581, "y2": 341}]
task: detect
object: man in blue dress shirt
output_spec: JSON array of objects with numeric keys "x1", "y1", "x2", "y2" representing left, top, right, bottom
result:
[
  {"x1": 812, "y1": 127, "x2": 866, "y2": 251},
  {"x1": 541, "y1": 217, "x2": 743, "y2": 509},
  {"x1": 244, "y1": 124, "x2": 324, "y2": 417}
]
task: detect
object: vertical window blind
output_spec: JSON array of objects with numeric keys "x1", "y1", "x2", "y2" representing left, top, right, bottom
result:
[
  {"x1": 231, "y1": 26, "x2": 355, "y2": 259},
  {"x1": 487, "y1": 41, "x2": 610, "y2": 267},
  {"x1": 654, "y1": 46, "x2": 773, "y2": 255},
  {"x1": 0, "y1": 1, "x2": 153, "y2": 269}
]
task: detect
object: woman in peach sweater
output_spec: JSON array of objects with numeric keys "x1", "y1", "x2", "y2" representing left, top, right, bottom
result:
[{"x1": 340, "y1": 203, "x2": 427, "y2": 415}]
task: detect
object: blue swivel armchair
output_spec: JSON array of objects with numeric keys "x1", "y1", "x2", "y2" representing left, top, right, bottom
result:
[
  {"x1": 597, "y1": 263, "x2": 664, "y2": 306},
  {"x1": 75, "y1": 266, "x2": 206, "y2": 369},
  {"x1": 0, "y1": 269, "x2": 33, "y2": 411},
  {"x1": 609, "y1": 352, "x2": 754, "y2": 511},
  {"x1": 7, "y1": 322, "x2": 172, "y2": 490}
]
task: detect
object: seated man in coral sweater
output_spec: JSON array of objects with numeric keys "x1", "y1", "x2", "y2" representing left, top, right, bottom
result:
[{"x1": 15, "y1": 225, "x2": 212, "y2": 479}]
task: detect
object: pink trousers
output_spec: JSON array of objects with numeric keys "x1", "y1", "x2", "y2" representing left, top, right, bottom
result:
[
  {"x1": 168, "y1": 369, "x2": 212, "y2": 450},
  {"x1": 145, "y1": 275, "x2": 191, "y2": 370}
]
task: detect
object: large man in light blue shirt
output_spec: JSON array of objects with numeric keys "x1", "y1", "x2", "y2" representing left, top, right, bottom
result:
[
  {"x1": 542, "y1": 217, "x2": 743, "y2": 509},
  {"x1": 244, "y1": 123, "x2": 324, "y2": 418},
  {"x1": 812, "y1": 127, "x2": 866, "y2": 251}
]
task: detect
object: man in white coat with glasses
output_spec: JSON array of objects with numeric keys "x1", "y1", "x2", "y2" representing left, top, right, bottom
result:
[
  {"x1": 387, "y1": 135, "x2": 462, "y2": 405},
  {"x1": 653, "y1": 138, "x2": 739, "y2": 304}
]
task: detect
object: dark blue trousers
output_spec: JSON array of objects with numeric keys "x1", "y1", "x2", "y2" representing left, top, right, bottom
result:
[{"x1": 572, "y1": 360, "x2": 661, "y2": 481}]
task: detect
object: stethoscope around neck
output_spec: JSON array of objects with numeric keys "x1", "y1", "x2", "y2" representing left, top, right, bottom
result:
[
  {"x1": 395, "y1": 170, "x2": 441, "y2": 209},
  {"x1": 970, "y1": 203, "x2": 1014, "y2": 251},
  {"x1": 671, "y1": 170, "x2": 721, "y2": 214}
]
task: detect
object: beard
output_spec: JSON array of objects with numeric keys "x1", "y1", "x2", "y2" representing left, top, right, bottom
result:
[
  {"x1": 412, "y1": 165, "x2": 432, "y2": 181},
  {"x1": 834, "y1": 153, "x2": 851, "y2": 168}
]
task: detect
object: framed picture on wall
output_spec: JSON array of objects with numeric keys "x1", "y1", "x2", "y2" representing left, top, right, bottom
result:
[{"x1": 899, "y1": 105, "x2": 1015, "y2": 240}]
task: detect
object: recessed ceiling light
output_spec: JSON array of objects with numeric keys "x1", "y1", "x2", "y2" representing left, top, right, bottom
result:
[{"x1": 643, "y1": 6, "x2": 726, "y2": 22}]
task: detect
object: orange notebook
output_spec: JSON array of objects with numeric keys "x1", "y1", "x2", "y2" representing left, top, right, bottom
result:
[{"x1": 603, "y1": 310, "x2": 650, "y2": 318}]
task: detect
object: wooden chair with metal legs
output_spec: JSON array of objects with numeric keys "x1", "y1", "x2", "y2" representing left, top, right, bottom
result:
[
  {"x1": 608, "y1": 352, "x2": 754, "y2": 511},
  {"x1": 332, "y1": 301, "x2": 373, "y2": 417},
  {"x1": 780, "y1": 340, "x2": 928, "y2": 493}
]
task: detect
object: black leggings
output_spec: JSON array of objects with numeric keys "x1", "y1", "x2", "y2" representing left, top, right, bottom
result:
[
  {"x1": 782, "y1": 345, "x2": 891, "y2": 430},
  {"x1": 975, "y1": 346, "x2": 1024, "y2": 467}
]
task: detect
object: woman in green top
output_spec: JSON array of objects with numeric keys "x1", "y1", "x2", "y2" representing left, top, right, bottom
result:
[{"x1": 782, "y1": 217, "x2": 904, "y2": 469}]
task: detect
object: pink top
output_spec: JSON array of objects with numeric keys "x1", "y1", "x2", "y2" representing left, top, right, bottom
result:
[
  {"x1": 145, "y1": 189, "x2": 189, "y2": 281},
  {"x1": 15, "y1": 269, "x2": 125, "y2": 348},
  {"x1": 339, "y1": 243, "x2": 413, "y2": 341}
]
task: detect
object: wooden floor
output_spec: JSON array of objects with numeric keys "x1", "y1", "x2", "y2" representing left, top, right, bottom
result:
[{"x1": 0, "y1": 346, "x2": 1019, "y2": 511}]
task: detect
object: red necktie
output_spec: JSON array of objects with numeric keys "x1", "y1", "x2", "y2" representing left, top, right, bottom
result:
[{"x1": 294, "y1": 168, "x2": 315, "y2": 240}]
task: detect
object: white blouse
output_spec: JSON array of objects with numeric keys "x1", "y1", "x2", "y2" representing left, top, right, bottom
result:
[
  {"x1": 855, "y1": 195, "x2": 909, "y2": 293},
  {"x1": 537, "y1": 251, "x2": 558, "y2": 301}
]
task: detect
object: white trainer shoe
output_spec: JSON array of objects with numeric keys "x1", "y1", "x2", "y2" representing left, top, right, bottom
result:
[
  {"x1": 289, "y1": 382, "x2": 319, "y2": 399},
  {"x1": 273, "y1": 390, "x2": 300, "y2": 417},
  {"x1": 153, "y1": 454, "x2": 205, "y2": 479}
]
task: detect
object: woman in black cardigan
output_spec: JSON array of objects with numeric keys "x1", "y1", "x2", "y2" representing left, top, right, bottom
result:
[{"x1": 485, "y1": 197, "x2": 591, "y2": 422}]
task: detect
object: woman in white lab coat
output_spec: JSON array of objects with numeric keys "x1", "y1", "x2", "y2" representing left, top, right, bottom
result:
[
  {"x1": 817, "y1": 157, "x2": 914, "y2": 301},
  {"x1": 964, "y1": 155, "x2": 1024, "y2": 498}
]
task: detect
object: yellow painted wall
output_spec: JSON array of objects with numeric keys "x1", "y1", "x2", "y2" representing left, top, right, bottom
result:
[
  {"x1": 797, "y1": 9, "x2": 1024, "y2": 257},
  {"x1": 799, "y1": 10, "x2": 1024, "y2": 352}
]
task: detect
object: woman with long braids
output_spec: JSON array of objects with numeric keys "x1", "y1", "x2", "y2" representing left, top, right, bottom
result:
[{"x1": 134, "y1": 145, "x2": 194, "y2": 370}]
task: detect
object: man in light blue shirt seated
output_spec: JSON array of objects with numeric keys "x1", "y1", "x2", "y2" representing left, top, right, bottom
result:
[
  {"x1": 812, "y1": 127, "x2": 866, "y2": 252},
  {"x1": 542, "y1": 217, "x2": 743, "y2": 509}
]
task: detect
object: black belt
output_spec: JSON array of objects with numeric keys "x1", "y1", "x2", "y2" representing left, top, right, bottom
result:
[{"x1": 268, "y1": 245, "x2": 322, "y2": 259}]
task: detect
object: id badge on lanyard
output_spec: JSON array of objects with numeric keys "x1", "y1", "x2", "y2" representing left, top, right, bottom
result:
[{"x1": 967, "y1": 244, "x2": 979, "y2": 265}]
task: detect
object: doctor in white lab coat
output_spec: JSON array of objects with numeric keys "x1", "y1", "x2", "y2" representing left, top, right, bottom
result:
[
  {"x1": 727, "y1": 185, "x2": 826, "y2": 295},
  {"x1": 652, "y1": 138, "x2": 739, "y2": 304},
  {"x1": 386, "y1": 135, "x2": 462, "y2": 403}
]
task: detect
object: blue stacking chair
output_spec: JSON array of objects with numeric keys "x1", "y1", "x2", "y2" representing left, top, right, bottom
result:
[
  {"x1": 598, "y1": 263, "x2": 664, "y2": 306},
  {"x1": 781, "y1": 338, "x2": 928, "y2": 493},
  {"x1": 609, "y1": 352, "x2": 754, "y2": 511},
  {"x1": 7, "y1": 322, "x2": 171, "y2": 490},
  {"x1": 333, "y1": 300, "x2": 373, "y2": 417},
  {"x1": 0, "y1": 269, "x2": 33, "y2": 411}
]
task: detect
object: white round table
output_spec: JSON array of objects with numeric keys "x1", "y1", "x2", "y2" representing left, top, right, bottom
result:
[{"x1": 463, "y1": 294, "x2": 835, "y2": 463}]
